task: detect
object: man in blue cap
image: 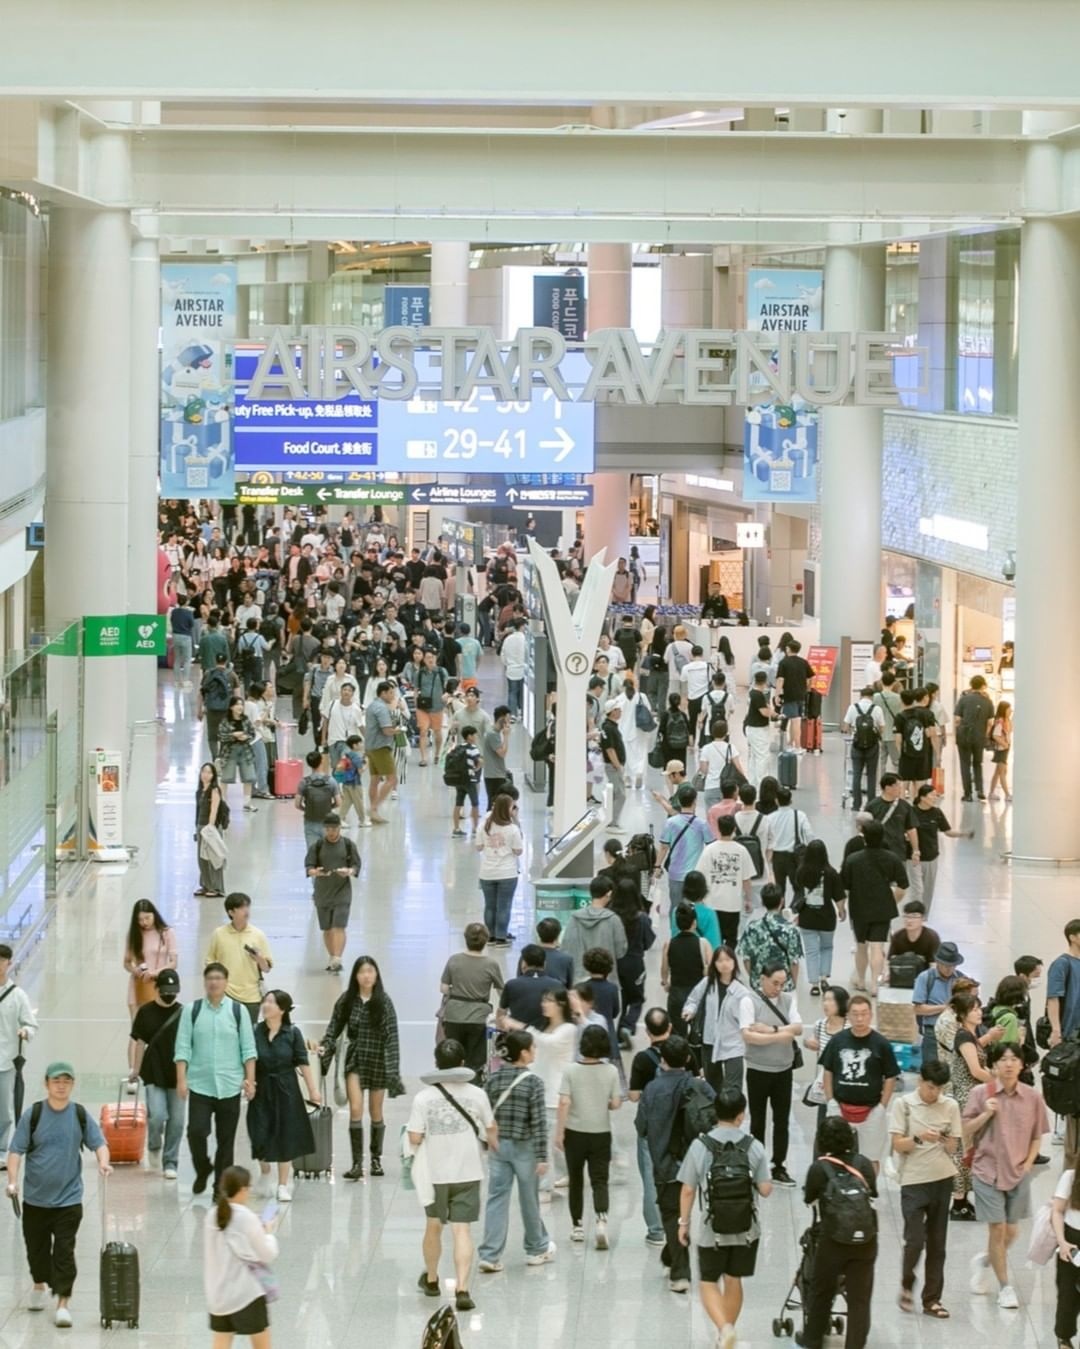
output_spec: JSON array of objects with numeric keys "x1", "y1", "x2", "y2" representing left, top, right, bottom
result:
[{"x1": 5, "y1": 1061, "x2": 111, "y2": 1328}]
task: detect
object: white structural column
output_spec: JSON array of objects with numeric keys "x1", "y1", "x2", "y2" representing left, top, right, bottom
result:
[
  {"x1": 585, "y1": 244, "x2": 632, "y2": 562},
  {"x1": 45, "y1": 203, "x2": 133, "y2": 756},
  {"x1": 1012, "y1": 217, "x2": 1080, "y2": 860},
  {"x1": 429, "y1": 241, "x2": 470, "y2": 326},
  {"x1": 128, "y1": 232, "x2": 161, "y2": 722},
  {"x1": 819, "y1": 241, "x2": 885, "y2": 705}
]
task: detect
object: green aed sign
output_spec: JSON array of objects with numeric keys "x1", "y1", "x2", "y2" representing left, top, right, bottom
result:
[{"x1": 84, "y1": 614, "x2": 166, "y2": 657}]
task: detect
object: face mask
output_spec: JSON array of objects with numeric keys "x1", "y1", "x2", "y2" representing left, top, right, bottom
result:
[
  {"x1": 1028, "y1": 978, "x2": 1041, "y2": 990},
  {"x1": 160, "y1": 992, "x2": 178, "y2": 1005}
]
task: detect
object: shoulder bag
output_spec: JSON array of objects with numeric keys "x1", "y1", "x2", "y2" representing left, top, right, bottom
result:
[
  {"x1": 662, "y1": 816, "x2": 697, "y2": 873},
  {"x1": 434, "y1": 1082, "x2": 487, "y2": 1150},
  {"x1": 1037, "y1": 959, "x2": 1071, "y2": 1049},
  {"x1": 758, "y1": 991, "x2": 804, "y2": 1071}
]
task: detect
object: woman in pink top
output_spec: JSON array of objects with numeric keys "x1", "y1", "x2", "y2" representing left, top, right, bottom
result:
[{"x1": 124, "y1": 899, "x2": 177, "y2": 1017}]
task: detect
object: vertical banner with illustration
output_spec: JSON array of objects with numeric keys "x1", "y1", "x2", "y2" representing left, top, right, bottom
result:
[
  {"x1": 88, "y1": 749, "x2": 124, "y2": 850},
  {"x1": 159, "y1": 263, "x2": 236, "y2": 499},
  {"x1": 743, "y1": 267, "x2": 823, "y2": 504},
  {"x1": 533, "y1": 272, "x2": 585, "y2": 340}
]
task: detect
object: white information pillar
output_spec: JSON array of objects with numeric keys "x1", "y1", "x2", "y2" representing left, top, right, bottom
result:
[
  {"x1": 1012, "y1": 217, "x2": 1080, "y2": 861},
  {"x1": 430, "y1": 241, "x2": 470, "y2": 327},
  {"x1": 128, "y1": 230, "x2": 161, "y2": 723},
  {"x1": 527, "y1": 539, "x2": 615, "y2": 839},
  {"x1": 585, "y1": 244, "x2": 633, "y2": 562},
  {"x1": 819, "y1": 239, "x2": 885, "y2": 716},
  {"x1": 45, "y1": 201, "x2": 133, "y2": 756}
]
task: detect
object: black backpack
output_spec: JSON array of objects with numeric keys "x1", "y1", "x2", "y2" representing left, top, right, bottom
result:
[
  {"x1": 626, "y1": 832, "x2": 657, "y2": 876},
  {"x1": 852, "y1": 709, "x2": 878, "y2": 752},
  {"x1": 702, "y1": 1134, "x2": 756, "y2": 1235},
  {"x1": 673, "y1": 1079, "x2": 717, "y2": 1161},
  {"x1": 235, "y1": 633, "x2": 260, "y2": 680},
  {"x1": 530, "y1": 727, "x2": 553, "y2": 762},
  {"x1": 887, "y1": 951, "x2": 927, "y2": 990},
  {"x1": 443, "y1": 746, "x2": 472, "y2": 787},
  {"x1": 302, "y1": 775, "x2": 337, "y2": 822},
  {"x1": 665, "y1": 711, "x2": 690, "y2": 750},
  {"x1": 818, "y1": 1156, "x2": 877, "y2": 1245},
  {"x1": 1042, "y1": 1035, "x2": 1080, "y2": 1116},
  {"x1": 734, "y1": 813, "x2": 765, "y2": 879}
]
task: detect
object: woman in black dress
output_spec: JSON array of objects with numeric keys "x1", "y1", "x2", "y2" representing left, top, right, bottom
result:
[
  {"x1": 247, "y1": 990, "x2": 320, "y2": 1203},
  {"x1": 194, "y1": 761, "x2": 226, "y2": 898},
  {"x1": 319, "y1": 956, "x2": 404, "y2": 1182}
]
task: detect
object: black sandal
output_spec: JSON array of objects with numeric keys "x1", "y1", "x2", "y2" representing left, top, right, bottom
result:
[{"x1": 922, "y1": 1302, "x2": 950, "y2": 1319}]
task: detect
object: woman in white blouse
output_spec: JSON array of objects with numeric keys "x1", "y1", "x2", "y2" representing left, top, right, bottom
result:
[{"x1": 204, "y1": 1166, "x2": 280, "y2": 1347}]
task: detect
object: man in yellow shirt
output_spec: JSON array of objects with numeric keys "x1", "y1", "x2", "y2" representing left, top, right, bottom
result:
[{"x1": 204, "y1": 893, "x2": 273, "y2": 1022}]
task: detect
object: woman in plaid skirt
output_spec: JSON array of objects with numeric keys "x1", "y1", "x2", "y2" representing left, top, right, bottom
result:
[{"x1": 320, "y1": 956, "x2": 404, "y2": 1181}]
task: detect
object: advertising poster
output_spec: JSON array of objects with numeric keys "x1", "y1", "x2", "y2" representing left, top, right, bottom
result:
[
  {"x1": 384, "y1": 284, "x2": 430, "y2": 328},
  {"x1": 806, "y1": 645, "x2": 839, "y2": 696},
  {"x1": 159, "y1": 263, "x2": 236, "y2": 499},
  {"x1": 533, "y1": 273, "x2": 585, "y2": 340},
  {"x1": 743, "y1": 267, "x2": 823, "y2": 503},
  {"x1": 89, "y1": 749, "x2": 124, "y2": 849}
]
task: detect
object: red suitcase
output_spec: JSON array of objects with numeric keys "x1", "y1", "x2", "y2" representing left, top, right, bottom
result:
[
  {"x1": 801, "y1": 717, "x2": 823, "y2": 753},
  {"x1": 274, "y1": 758, "x2": 303, "y2": 798},
  {"x1": 100, "y1": 1080, "x2": 147, "y2": 1165}
]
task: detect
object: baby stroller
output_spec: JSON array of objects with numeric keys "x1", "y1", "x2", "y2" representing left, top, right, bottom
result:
[{"x1": 772, "y1": 1220, "x2": 847, "y2": 1340}]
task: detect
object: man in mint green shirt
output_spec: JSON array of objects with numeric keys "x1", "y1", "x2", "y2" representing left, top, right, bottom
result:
[
  {"x1": 458, "y1": 624, "x2": 483, "y2": 682},
  {"x1": 174, "y1": 962, "x2": 256, "y2": 1195}
]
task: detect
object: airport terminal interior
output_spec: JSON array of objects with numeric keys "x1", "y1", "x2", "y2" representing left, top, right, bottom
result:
[{"x1": 1, "y1": 4, "x2": 1080, "y2": 1345}]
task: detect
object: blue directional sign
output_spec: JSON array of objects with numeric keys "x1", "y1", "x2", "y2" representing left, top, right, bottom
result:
[
  {"x1": 231, "y1": 345, "x2": 594, "y2": 475},
  {"x1": 384, "y1": 284, "x2": 430, "y2": 329}
]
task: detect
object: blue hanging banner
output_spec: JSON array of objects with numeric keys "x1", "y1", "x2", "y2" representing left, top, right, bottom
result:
[
  {"x1": 533, "y1": 273, "x2": 585, "y2": 340},
  {"x1": 159, "y1": 263, "x2": 236, "y2": 500},
  {"x1": 384, "y1": 284, "x2": 430, "y2": 329}
]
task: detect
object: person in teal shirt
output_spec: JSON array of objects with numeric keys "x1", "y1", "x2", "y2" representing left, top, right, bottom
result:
[
  {"x1": 174, "y1": 962, "x2": 256, "y2": 1195},
  {"x1": 457, "y1": 623, "x2": 483, "y2": 682},
  {"x1": 668, "y1": 870, "x2": 721, "y2": 950}
]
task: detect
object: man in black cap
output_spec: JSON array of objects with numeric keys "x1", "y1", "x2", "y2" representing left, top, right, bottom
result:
[
  {"x1": 912, "y1": 942, "x2": 964, "y2": 1063},
  {"x1": 129, "y1": 968, "x2": 186, "y2": 1180},
  {"x1": 305, "y1": 811, "x2": 361, "y2": 973}
]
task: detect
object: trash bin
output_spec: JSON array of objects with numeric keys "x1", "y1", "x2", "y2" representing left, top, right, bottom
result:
[{"x1": 534, "y1": 881, "x2": 591, "y2": 935}]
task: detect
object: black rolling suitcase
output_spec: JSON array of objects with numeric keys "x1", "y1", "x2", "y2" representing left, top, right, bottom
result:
[
  {"x1": 100, "y1": 1178, "x2": 140, "y2": 1329},
  {"x1": 778, "y1": 749, "x2": 799, "y2": 789},
  {"x1": 293, "y1": 1099, "x2": 334, "y2": 1179}
]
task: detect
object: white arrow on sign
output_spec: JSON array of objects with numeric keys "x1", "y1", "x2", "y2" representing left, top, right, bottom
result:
[
  {"x1": 539, "y1": 426, "x2": 575, "y2": 462},
  {"x1": 317, "y1": 487, "x2": 330, "y2": 501},
  {"x1": 506, "y1": 487, "x2": 519, "y2": 502},
  {"x1": 412, "y1": 488, "x2": 428, "y2": 502}
]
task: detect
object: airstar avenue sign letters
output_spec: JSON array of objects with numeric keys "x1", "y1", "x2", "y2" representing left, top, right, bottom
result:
[{"x1": 246, "y1": 326, "x2": 918, "y2": 409}]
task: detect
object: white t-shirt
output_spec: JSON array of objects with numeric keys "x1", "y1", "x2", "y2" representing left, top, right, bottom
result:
[
  {"x1": 501, "y1": 631, "x2": 527, "y2": 680},
  {"x1": 699, "y1": 839, "x2": 754, "y2": 913},
  {"x1": 476, "y1": 822, "x2": 524, "y2": 881},
  {"x1": 683, "y1": 659, "x2": 711, "y2": 700},
  {"x1": 699, "y1": 740, "x2": 735, "y2": 790},
  {"x1": 406, "y1": 1081, "x2": 494, "y2": 1184},
  {"x1": 1055, "y1": 1169, "x2": 1080, "y2": 1228},
  {"x1": 324, "y1": 592, "x2": 346, "y2": 623},
  {"x1": 530, "y1": 1022, "x2": 577, "y2": 1107},
  {"x1": 843, "y1": 698, "x2": 885, "y2": 734},
  {"x1": 599, "y1": 643, "x2": 626, "y2": 671}
]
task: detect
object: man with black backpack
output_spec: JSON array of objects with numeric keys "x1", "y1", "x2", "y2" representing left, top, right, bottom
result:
[
  {"x1": 797, "y1": 1115, "x2": 879, "y2": 1349},
  {"x1": 197, "y1": 652, "x2": 235, "y2": 754},
  {"x1": 5, "y1": 1062, "x2": 111, "y2": 1328},
  {"x1": 677, "y1": 1086, "x2": 771, "y2": 1347},
  {"x1": 637, "y1": 1035, "x2": 716, "y2": 1294},
  {"x1": 446, "y1": 725, "x2": 483, "y2": 838},
  {"x1": 843, "y1": 685, "x2": 885, "y2": 811},
  {"x1": 295, "y1": 749, "x2": 341, "y2": 852},
  {"x1": 305, "y1": 813, "x2": 361, "y2": 972}
]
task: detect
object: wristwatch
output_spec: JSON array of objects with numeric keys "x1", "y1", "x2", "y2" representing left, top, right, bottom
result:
[{"x1": 678, "y1": 1218, "x2": 690, "y2": 1227}]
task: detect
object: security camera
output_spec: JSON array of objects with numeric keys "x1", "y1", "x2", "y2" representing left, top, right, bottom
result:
[{"x1": 1002, "y1": 550, "x2": 1016, "y2": 583}]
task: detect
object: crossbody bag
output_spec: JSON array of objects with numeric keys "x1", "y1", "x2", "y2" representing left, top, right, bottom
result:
[
  {"x1": 434, "y1": 1083, "x2": 487, "y2": 1150},
  {"x1": 663, "y1": 817, "x2": 697, "y2": 873},
  {"x1": 758, "y1": 991, "x2": 804, "y2": 1070}
]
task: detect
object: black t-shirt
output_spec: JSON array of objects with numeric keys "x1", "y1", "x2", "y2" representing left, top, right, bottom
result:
[
  {"x1": 629, "y1": 1046, "x2": 662, "y2": 1094},
  {"x1": 819, "y1": 1028, "x2": 899, "y2": 1106},
  {"x1": 954, "y1": 689, "x2": 994, "y2": 744},
  {"x1": 805, "y1": 1152, "x2": 878, "y2": 1206},
  {"x1": 866, "y1": 795, "x2": 917, "y2": 860},
  {"x1": 896, "y1": 707, "x2": 935, "y2": 762},
  {"x1": 746, "y1": 688, "x2": 771, "y2": 729},
  {"x1": 130, "y1": 1000, "x2": 183, "y2": 1089},
  {"x1": 599, "y1": 719, "x2": 626, "y2": 767},
  {"x1": 840, "y1": 847, "x2": 909, "y2": 922},
  {"x1": 498, "y1": 972, "x2": 562, "y2": 1028},
  {"x1": 913, "y1": 806, "x2": 951, "y2": 862},
  {"x1": 439, "y1": 636, "x2": 462, "y2": 672},
  {"x1": 614, "y1": 627, "x2": 641, "y2": 669},
  {"x1": 887, "y1": 924, "x2": 940, "y2": 962},
  {"x1": 776, "y1": 655, "x2": 812, "y2": 703}
]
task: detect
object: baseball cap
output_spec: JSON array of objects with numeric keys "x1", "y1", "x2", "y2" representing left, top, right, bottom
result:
[
  {"x1": 45, "y1": 1061, "x2": 75, "y2": 1080},
  {"x1": 604, "y1": 699, "x2": 622, "y2": 713},
  {"x1": 155, "y1": 969, "x2": 181, "y2": 990}
]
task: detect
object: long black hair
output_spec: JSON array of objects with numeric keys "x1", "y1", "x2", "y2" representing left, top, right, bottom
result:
[
  {"x1": 126, "y1": 899, "x2": 169, "y2": 963},
  {"x1": 340, "y1": 955, "x2": 388, "y2": 1028},
  {"x1": 706, "y1": 944, "x2": 741, "y2": 993},
  {"x1": 795, "y1": 839, "x2": 832, "y2": 894},
  {"x1": 611, "y1": 877, "x2": 645, "y2": 937}
]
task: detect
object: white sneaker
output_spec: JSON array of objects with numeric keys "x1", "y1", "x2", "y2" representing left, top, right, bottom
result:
[
  {"x1": 27, "y1": 1288, "x2": 46, "y2": 1311},
  {"x1": 716, "y1": 1326, "x2": 736, "y2": 1349},
  {"x1": 570, "y1": 1226, "x2": 585, "y2": 1242},
  {"x1": 276, "y1": 1184, "x2": 292, "y2": 1203},
  {"x1": 478, "y1": 1259, "x2": 503, "y2": 1273},
  {"x1": 539, "y1": 1191, "x2": 552, "y2": 1204},
  {"x1": 997, "y1": 1284, "x2": 1020, "y2": 1309},
  {"x1": 595, "y1": 1218, "x2": 609, "y2": 1250},
  {"x1": 163, "y1": 1168, "x2": 177, "y2": 1180},
  {"x1": 554, "y1": 1176, "x2": 569, "y2": 1188},
  {"x1": 54, "y1": 1306, "x2": 72, "y2": 1328},
  {"x1": 669, "y1": 1278, "x2": 690, "y2": 1293},
  {"x1": 969, "y1": 1252, "x2": 993, "y2": 1294},
  {"x1": 525, "y1": 1242, "x2": 557, "y2": 1266},
  {"x1": 360, "y1": 819, "x2": 372, "y2": 828}
]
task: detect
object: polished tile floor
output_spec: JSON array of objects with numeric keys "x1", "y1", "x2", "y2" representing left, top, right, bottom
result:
[{"x1": 1, "y1": 658, "x2": 1073, "y2": 1346}]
